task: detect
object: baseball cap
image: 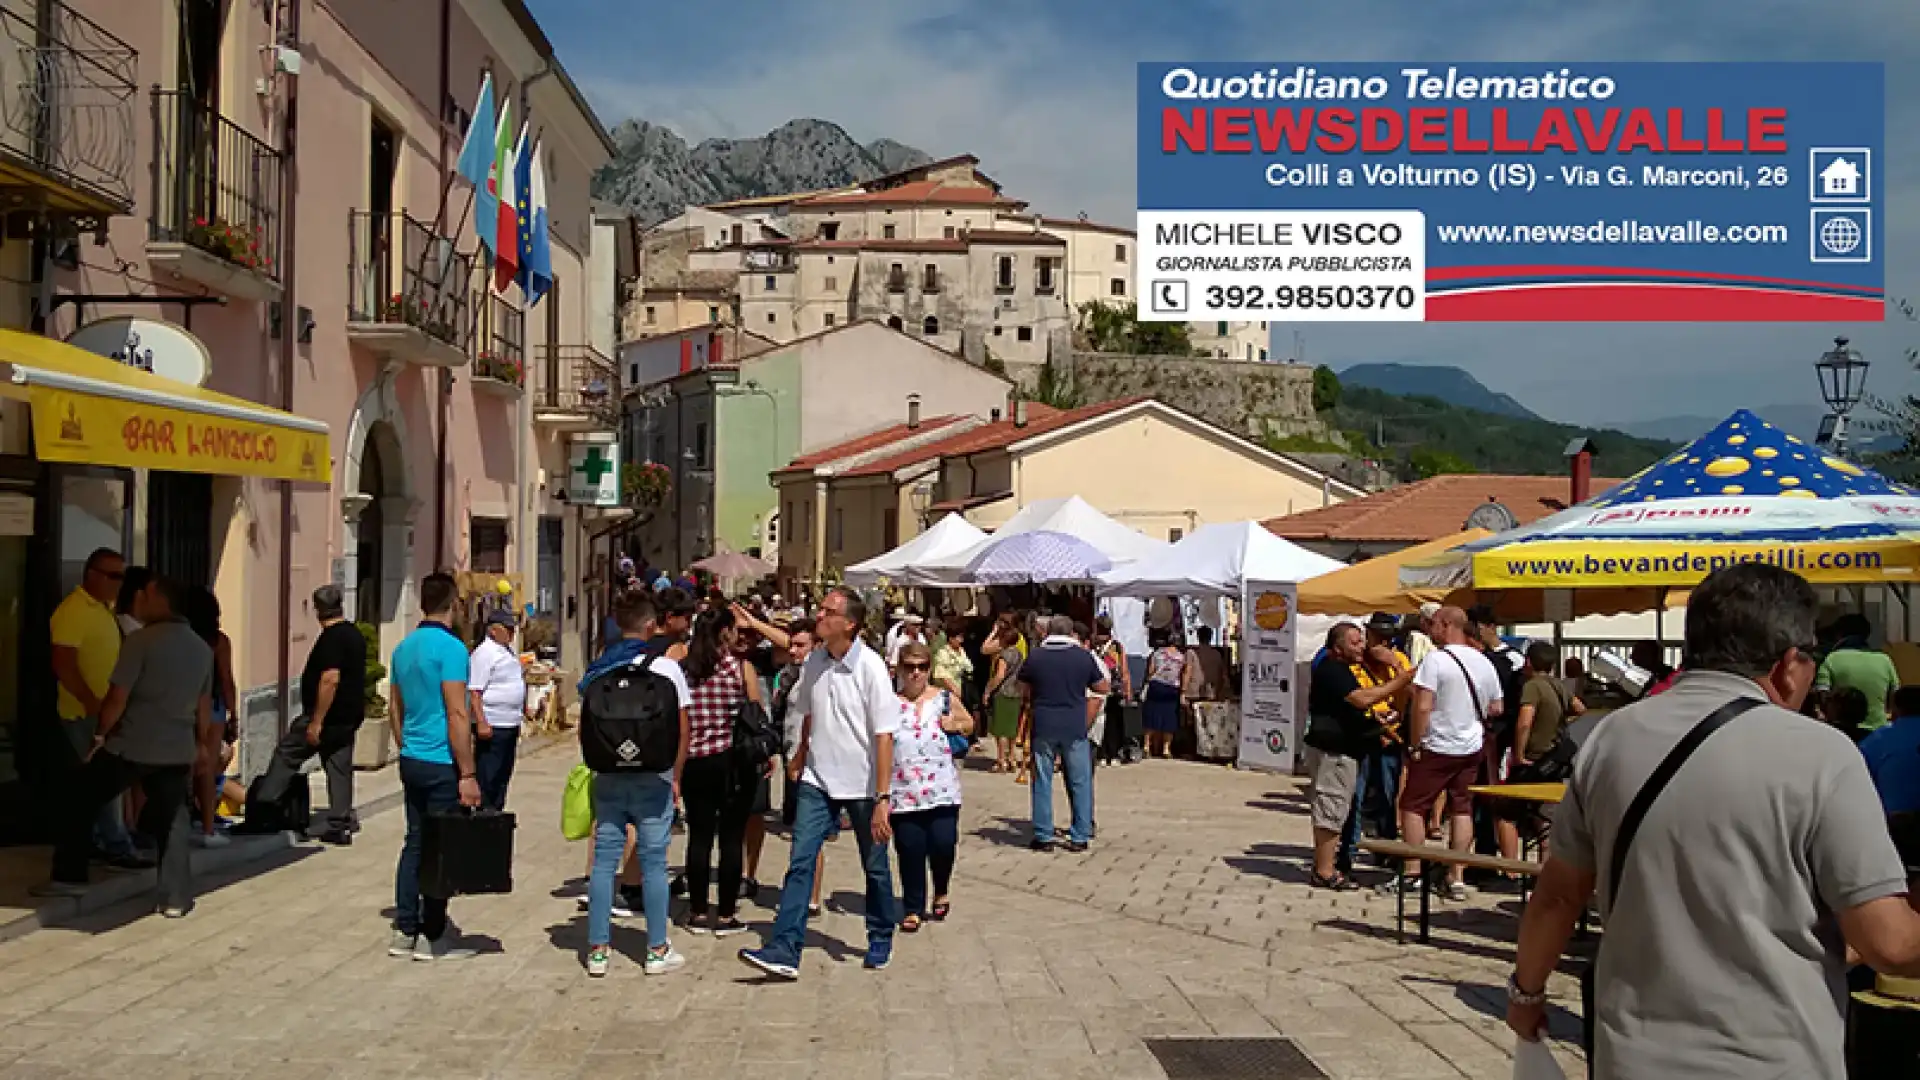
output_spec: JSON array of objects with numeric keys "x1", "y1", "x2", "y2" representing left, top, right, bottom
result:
[
  {"x1": 1418, "y1": 602, "x2": 1441, "y2": 618},
  {"x1": 485, "y1": 609, "x2": 517, "y2": 630},
  {"x1": 1365, "y1": 612, "x2": 1398, "y2": 633}
]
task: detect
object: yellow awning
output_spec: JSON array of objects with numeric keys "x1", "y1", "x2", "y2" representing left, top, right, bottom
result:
[{"x1": 0, "y1": 329, "x2": 329, "y2": 484}]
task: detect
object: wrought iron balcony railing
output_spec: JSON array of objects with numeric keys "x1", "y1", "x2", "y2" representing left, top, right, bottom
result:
[
  {"x1": 536, "y1": 344, "x2": 618, "y2": 427},
  {"x1": 150, "y1": 89, "x2": 283, "y2": 278},
  {"x1": 0, "y1": 0, "x2": 136, "y2": 215},
  {"x1": 474, "y1": 293, "x2": 525, "y2": 386},
  {"x1": 347, "y1": 210, "x2": 472, "y2": 351}
]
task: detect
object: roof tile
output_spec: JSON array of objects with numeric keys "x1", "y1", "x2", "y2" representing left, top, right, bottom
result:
[
  {"x1": 795, "y1": 180, "x2": 1020, "y2": 209},
  {"x1": 840, "y1": 396, "x2": 1152, "y2": 477},
  {"x1": 1262, "y1": 473, "x2": 1623, "y2": 543},
  {"x1": 779, "y1": 414, "x2": 971, "y2": 471}
]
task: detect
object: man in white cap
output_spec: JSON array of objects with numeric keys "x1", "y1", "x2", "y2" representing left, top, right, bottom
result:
[
  {"x1": 1406, "y1": 604, "x2": 1439, "y2": 667},
  {"x1": 886, "y1": 613, "x2": 925, "y2": 672}
]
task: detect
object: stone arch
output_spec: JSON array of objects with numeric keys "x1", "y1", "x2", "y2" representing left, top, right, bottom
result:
[{"x1": 339, "y1": 373, "x2": 421, "y2": 656}]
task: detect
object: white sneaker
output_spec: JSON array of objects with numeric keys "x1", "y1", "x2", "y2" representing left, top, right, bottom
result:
[
  {"x1": 643, "y1": 945, "x2": 686, "y2": 976},
  {"x1": 586, "y1": 947, "x2": 611, "y2": 978},
  {"x1": 388, "y1": 929, "x2": 417, "y2": 957},
  {"x1": 413, "y1": 931, "x2": 477, "y2": 962},
  {"x1": 192, "y1": 832, "x2": 231, "y2": 849}
]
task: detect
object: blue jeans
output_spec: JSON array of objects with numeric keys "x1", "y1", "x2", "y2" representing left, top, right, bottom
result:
[
  {"x1": 474, "y1": 725, "x2": 520, "y2": 811},
  {"x1": 393, "y1": 756, "x2": 459, "y2": 939},
  {"x1": 1030, "y1": 737, "x2": 1092, "y2": 844},
  {"x1": 589, "y1": 770, "x2": 673, "y2": 949},
  {"x1": 760, "y1": 781, "x2": 894, "y2": 969},
  {"x1": 1338, "y1": 749, "x2": 1402, "y2": 870}
]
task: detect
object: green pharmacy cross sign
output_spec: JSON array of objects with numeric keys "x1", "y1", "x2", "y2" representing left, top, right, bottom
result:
[{"x1": 567, "y1": 439, "x2": 620, "y2": 507}]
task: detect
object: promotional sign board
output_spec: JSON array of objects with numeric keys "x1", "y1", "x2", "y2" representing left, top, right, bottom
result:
[
  {"x1": 1138, "y1": 62, "x2": 1884, "y2": 322},
  {"x1": 67, "y1": 316, "x2": 213, "y2": 386},
  {"x1": 566, "y1": 435, "x2": 620, "y2": 507},
  {"x1": 1236, "y1": 579, "x2": 1297, "y2": 773}
]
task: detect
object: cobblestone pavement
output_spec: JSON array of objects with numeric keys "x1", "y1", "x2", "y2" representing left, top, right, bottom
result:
[{"x1": 0, "y1": 743, "x2": 1588, "y2": 1079}]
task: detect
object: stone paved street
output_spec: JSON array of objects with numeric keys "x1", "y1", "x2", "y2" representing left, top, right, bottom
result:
[{"x1": 0, "y1": 743, "x2": 1588, "y2": 1079}]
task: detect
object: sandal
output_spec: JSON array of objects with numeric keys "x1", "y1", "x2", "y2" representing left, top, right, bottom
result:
[
  {"x1": 930, "y1": 900, "x2": 950, "y2": 921},
  {"x1": 1308, "y1": 872, "x2": 1358, "y2": 892},
  {"x1": 900, "y1": 913, "x2": 922, "y2": 933}
]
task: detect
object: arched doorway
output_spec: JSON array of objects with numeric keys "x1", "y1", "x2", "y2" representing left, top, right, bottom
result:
[
  {"x1": 354, "y1": 423, "x2": 400, "y2": 624},
  {"x1": 342, "y1": 377, "x2": 417, "y2": 654}
]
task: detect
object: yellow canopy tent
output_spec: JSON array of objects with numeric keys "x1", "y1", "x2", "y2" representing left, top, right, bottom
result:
[
  {"x1": 1298, "y1": 530, "x2": 1488, "y2": 615},
  {"x1": 1300, "y1": 528, "x2": 1688, "y2": 621}
]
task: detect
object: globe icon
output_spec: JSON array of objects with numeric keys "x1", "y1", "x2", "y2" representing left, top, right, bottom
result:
[{"x1": 1820, "y1": 216, "x2": 1862, "y2": 255}]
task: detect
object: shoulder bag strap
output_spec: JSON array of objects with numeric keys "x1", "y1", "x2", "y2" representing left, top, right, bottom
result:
[
  {"x1": 1441, "y1": 647, "x2": 1487, "y2": 721},
  {"x1": 1604, "y1": 696, "x2": 1763, "y2": 906}
]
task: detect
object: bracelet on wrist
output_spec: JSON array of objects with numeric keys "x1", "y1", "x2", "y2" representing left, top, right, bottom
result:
[{"x1": 1506, "y1": 973, "x2": 1547, "y2": 1007}]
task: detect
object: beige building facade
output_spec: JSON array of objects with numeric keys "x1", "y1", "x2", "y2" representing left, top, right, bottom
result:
[{"x1": 772, "y1": 397, "x2": 1359, "y2": 583}]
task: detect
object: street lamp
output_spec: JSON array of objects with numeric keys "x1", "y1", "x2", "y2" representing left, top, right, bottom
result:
[{"x1": 1814, "y1": 336, "x2": 1870, "y2": 456}]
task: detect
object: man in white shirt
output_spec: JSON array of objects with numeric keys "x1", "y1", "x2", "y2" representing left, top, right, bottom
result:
[
  {"x1": 467, "y1": 610, "x2": 528, "y2": 811},
  {"x1": 1382, "y1": 605, "x2": 1504, "y2": 901},
  {"x1": 741, "y1": 586, "x2": 899, "y2": 980},
  {"x1": 885, "y1": 614, "x2": 924, "y2": 671}
]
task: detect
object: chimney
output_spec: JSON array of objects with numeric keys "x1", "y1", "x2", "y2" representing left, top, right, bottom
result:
[
  {"x1": 1014, "y1": 399, "x2": 1028, "y2": 428},
  {"x1": 1565, "y1": 436, "x2": 1598, "y2": 504},
  {"x1": 907, "y1": 393, "x2": 921, "y2": 430}
]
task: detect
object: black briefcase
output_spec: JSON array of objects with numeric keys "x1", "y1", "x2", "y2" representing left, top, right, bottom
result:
[{"x1": 420, "y1": 808, "x2": 516, "y2": 898}]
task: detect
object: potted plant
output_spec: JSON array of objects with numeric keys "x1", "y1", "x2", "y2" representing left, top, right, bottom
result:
[{"x1": 622, "y1": 461, "x2": 672, "y2": 511}]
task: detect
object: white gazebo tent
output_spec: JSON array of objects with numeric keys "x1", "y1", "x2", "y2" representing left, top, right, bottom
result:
[
  {"x1": 1096, "y1": 520, "x2": 1345, "y2": 599},
  {"x1": 842, "y1": 514, "x2": 986, "y2": 587},
  {"x1": 902, "y1": 495, "x2": 1167, "y2": 587}
]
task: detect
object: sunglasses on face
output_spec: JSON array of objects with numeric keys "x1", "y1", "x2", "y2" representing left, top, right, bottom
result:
[{"x1": 900, "y1": 662, "x2": 930, "y2": 672}]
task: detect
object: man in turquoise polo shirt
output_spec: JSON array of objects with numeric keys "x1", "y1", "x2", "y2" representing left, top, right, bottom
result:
[{"x1": 386, "y1": 572, "x2": 480, "y2": 961}]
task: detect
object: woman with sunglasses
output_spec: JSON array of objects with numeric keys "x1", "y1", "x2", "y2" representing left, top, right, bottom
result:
[{"x1": 889, "y1": 642, "x2": 972, "y2": 931}]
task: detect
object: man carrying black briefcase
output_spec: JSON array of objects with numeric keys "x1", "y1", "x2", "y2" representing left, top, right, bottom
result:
[{"x1": 386, "y1": 573, "x2": 485, "y2": 962}]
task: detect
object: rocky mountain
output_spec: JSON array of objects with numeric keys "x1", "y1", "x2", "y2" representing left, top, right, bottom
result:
[
  {"x1": 592, "y1": 118, "x2": 933, "y2": 226},
  {"x1": 1338, "y1": 362, "x2": 1544, "y2": 421}
]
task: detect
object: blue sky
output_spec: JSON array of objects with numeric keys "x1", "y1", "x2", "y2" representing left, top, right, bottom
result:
[{"x1": 529, "y1": 0, "x2": 1918, "y2": 429}]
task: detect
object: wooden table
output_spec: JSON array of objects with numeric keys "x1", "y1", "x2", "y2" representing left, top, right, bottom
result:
[{"x1": 1469, "y1": 782, "x2": 1567, "y2": 804}]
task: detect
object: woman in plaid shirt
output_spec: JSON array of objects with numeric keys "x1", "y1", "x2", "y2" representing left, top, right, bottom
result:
[{"x1": 680, "y1": 606, "x2": 764, "y2": 937}]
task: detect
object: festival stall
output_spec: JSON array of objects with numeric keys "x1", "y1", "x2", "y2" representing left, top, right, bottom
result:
[
  {"x1": 1405, "y1": 410, "x2": 1920, "y2": 603},
  {"x1": 843, "y1": 513, "x2": 986, "y2": 586},
  {"x1": 1093, "y1": 521, "x2": 1347, "y2": 771},
  {"x1": 903, "y1": 495, "x2": 1167, "y2": 587},
  {"x1": 1096, "y1": 520, "x2": 1344, "y2": 599}
]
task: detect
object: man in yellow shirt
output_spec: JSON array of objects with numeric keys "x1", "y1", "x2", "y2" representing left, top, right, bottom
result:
[{"x1": 48, "y1": 548, "x2": 146, "y2": 871}]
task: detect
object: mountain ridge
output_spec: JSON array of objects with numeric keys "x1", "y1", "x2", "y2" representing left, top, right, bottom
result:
[
  {"x1": 1337, "y1": 362, "x2": 1544, "y2": 421},
  {"x1": 591, "y1": 118, "x2": 934, "y2": 226}
]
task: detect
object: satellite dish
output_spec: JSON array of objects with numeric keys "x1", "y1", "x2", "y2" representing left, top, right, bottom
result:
[{"x1": 1464, "y1": 500, "x2": 1519, "y2": 533}]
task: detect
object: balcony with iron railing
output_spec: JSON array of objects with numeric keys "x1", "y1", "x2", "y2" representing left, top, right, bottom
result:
[
  {"x1": 472, "y1": 294, "x2": 525, "y2": 398},
  {"x1": 147, "y1": 88, "x2": 283, "y2": 300},
  {"x1": 0, "y1": 0, "x2": 135, "y2": 222},
  {"x1": 346, "y1": 209, "x2": 472, "y2": 368},
  {"x1": 533, "y1": 344, "x2": 618, "y2": 430}
]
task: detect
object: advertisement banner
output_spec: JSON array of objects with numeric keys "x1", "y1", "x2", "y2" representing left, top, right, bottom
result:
[
  {"x1": 1237, "y1": 579, "x2": 1298, "y2": 773},
  {"x1": 1137, "y1": 62, "x2": 1884, "y2": 322}
]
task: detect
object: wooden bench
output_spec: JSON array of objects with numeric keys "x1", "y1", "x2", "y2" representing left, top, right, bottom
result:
[{"x1": 1359, "y1": 839, "x2": 1542, "y2": 944}]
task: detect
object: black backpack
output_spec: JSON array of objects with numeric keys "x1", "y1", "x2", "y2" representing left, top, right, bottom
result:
[
  {"x1": 731, "y1": 699, "x2": 781, "y2": 773},
  {"x1": 580, "y1": 656, "x2": 682, "y2": 773}
]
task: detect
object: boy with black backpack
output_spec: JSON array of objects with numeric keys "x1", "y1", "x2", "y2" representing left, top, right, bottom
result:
[{"x1": 577, "y1": 592, "x2": 693, "y2": 978}]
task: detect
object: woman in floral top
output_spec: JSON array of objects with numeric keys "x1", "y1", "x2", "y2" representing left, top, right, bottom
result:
[{"x1": 890, "y1": 641, "x2": 973, "y2": 931}]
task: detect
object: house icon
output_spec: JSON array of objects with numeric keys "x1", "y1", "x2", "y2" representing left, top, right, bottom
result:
[{"x1": 1820, "y1": 157, "x2": 1861, "y2": 196}]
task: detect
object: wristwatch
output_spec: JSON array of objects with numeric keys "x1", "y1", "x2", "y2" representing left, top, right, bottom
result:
[{"x1": 1506, "y1": 973, "x2": 1547, "y2": 1008}]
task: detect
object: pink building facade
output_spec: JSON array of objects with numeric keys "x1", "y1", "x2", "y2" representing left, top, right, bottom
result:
[{"x1": 0, "y1": 0, "x2": 621, "y2": 806}]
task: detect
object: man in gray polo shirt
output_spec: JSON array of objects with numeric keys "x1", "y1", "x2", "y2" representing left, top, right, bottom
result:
[
  {"x1": 1509, "y1": 563, "x2": 1920, "y2": 1078},
  {"x1": 40, "y1": 574, "x2": 213, "y2": 916}
]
